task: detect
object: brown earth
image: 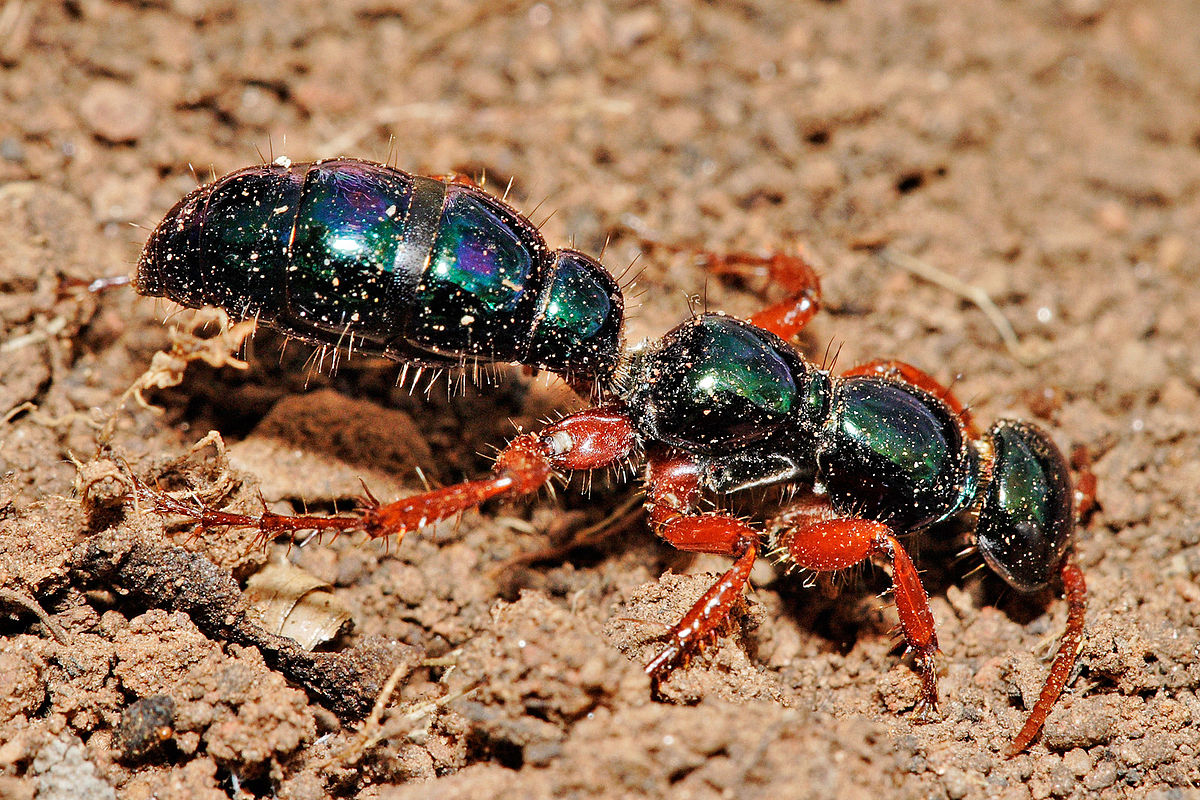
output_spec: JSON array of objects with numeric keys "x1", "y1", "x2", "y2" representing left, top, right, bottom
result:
[{"x1": 2, "y1": 1, "x2": 1199, "y2": 798}]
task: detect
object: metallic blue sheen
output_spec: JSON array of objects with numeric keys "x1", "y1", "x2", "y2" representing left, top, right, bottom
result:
[
  {"x1": 411, "y1": 187, "x2": 541, "y2": 356},
  {"x1": 289, "y1": 160, "x2": 416, "y2": 337}
]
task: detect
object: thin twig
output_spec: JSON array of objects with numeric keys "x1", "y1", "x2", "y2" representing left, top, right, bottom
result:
[
  {"x1": 877, "y1": 248, "x2": 1037, "y2": 365},
  {"x1": 327, "y1": 658, "x2": 478, "y2": 768},
  {"x1": 0, "y1": 587, "x2": 70, "y2": 644}
]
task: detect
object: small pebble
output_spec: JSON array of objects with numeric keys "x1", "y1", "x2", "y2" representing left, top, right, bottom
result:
[
  {"x1": 0, "y1": 137, "x2": 24, "y2": 162},
  {"x1": 80, "y1": 81, "x2": 154, "y2": 143},
  {"x1": 1047, "y1": 761, "x2": 1075, "y2": 797},
  {"x1": 1095, "y1": 200, "x2": 1128, "y2": 234},
  {"x1": 1061, "y1": 747, "x2": 1092, "y2": 776},
  {"x1": 1083, "y1": 760, "x2": 1118, "y2": 791},
  {"x1": 1042, "y1": 697, "x2": 1118, "y2": 750},
  {"x1": 611, "y1": 9, "x2": 660, "y2": 49},
  {"x1": 118, "y1": 695, "x2": 176, "y2": 760},
  {"x1": 941, "y1": 766, "x2": 972, "y2": 799}
]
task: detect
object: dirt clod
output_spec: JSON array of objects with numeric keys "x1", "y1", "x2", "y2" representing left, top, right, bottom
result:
[
  {"x1": 79, "y1": 81, "x2": 155, "y2": 144},
  {"x1": 30, "y1": 734, "x2": 114, "y2": 800}
]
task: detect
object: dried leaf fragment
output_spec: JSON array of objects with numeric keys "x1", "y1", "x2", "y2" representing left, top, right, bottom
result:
[{"x1": 244, "y1": 560, "x2": 353, "y2": 650}]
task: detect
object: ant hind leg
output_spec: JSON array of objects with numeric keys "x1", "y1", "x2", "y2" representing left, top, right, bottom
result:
[
  {"x1": 771, "y1": 497, "x2": 941, "y2": 719},
  {"x1": 133, "y1": 407, "x2": 637, "y2": 548}
]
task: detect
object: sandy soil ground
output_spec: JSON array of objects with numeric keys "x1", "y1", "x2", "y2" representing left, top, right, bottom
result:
[{"x1": 2, "y1": 1, "x2": 1199, "y2": 798}]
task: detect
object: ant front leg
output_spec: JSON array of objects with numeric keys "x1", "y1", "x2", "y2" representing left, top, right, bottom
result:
[
  {"x1": 771, "y1": 498, "x2": 941, "y2": 719},
  {"x1": 429, "y1": 172, "x2": 482, "y2": 188},
  {"x1": 136, "y1": 407, "x2": 637, "y2": 547},
  {"x1": 639, "y1": 239, "x2": 822, "y2": 341},
  {"x1": 1007, "y1": 448, "x2": 1096, "y2": 756},
  {"x1": 1071, "y1": 444, "x2": 1099, "y2": 522},
  {"x1": 712, "y1": 251, "x2": 823, "y2": 341},
  {"x1": 642, "y1": 451, "x2": 760, "y2": 685},
  {"x1": 1008, "y1": 550, "x2": 1086, "y2": 756}
]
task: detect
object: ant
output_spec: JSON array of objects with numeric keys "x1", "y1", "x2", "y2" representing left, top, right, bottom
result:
[{"x1": 134, "y1": 156, "x2": 1095, "y2": 755}]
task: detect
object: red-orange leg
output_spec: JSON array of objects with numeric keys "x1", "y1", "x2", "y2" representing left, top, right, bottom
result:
[
  {"x1": 844, "y1": 358, "x2": 979, "y2": 438},
  {"x1": 136, "y1": 407, "x2": 637, "y2": 546},
  {"x1": 638, "y1": 239, "x2": 823, "y2": 341},
  {"x1": 1008, "y1": 550, "x2": 1087, "y2": 756},
  {"x1": 642, "y1": 451, "x2": 760, "y2": 680},
  {"x1": 702, "y1": 251, "x2": 823, "y2": 340},
  {"x1": 1071, "y1": 444, "x2": 1098, "y2": 521},
  {"x1": 429, "y1": 172, "x2": 482, "y2": 188},
  {"x1": 1006, "y1": 446, "x2": 1094, "y2": 755},
  {"x1": 773, "y1": 501, "x2": 941, "y2": 717}
]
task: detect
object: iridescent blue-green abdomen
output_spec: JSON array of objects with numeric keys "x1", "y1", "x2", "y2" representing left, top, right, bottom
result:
[{"x1": 137, "y1": 159, "x2": 624, "y2": 382}]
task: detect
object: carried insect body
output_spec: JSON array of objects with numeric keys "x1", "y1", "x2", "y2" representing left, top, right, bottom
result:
[{"x1": 136, "y1": 157, "x2": 1093, "y2": 754}]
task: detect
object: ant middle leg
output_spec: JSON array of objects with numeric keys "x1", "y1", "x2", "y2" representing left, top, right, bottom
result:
[
  {"x1": 641, "y1": 451, "x2": 760, "y2": 682},
  {"x1": 135, "y1": 406, "x2": 637, "y2": 547},
  {"x1": 771, "y1": 497, "x2": 941, "y2": 718}
]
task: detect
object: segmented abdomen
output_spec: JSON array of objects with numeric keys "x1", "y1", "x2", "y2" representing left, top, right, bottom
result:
[{"x1": 137, "y1": 158, "x2": 623, "y2": 380}]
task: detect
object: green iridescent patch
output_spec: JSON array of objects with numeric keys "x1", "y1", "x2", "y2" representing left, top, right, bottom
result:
[
  {"x1": 527, "y1": 251, "x2": 622, "y2": 376},
  {"x1": 541, "y1": 266, "x2": 609, "y2": 336},
  {"x1": 424, "y1": 192, "x2": 530, "y2": 310},
  {"x1": 976, "y1": 421, "x2": 1073, "y2": 591},
  {"x1": 837, "y1": 384, "x2": 950, "y2": 484},
  {"x1": 820, "y1": 378, "x2": 973, "y2": 531},
  {"x1": 632, "y1": 315, "x2": 800, "y2": 451},
  {"x1": 411, "y1": 188, "x2": 541, "y2": 356},
  {"x1": 685, "y1": 321, "x2": 796, "y2": 416},
  {"x1": 288, "y1": 161, "x2": 415, "y2": 336}
]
